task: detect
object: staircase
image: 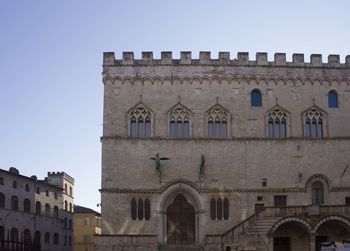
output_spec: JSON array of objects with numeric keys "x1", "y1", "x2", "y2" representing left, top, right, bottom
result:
[
  {"x1": 207, "y1": 205, "x2": 350, "y2": 251},
  {"x1": 159, "y1": 244, "x2": 203, "y2": 251}
]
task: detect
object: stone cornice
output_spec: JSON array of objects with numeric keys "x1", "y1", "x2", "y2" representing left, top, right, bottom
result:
[
  {"x1": 99, "y1": 186, "x2": 350, "y2": 194},
  {"x1": 100, "y1": 136, "x2": 350, "y2": 142}
]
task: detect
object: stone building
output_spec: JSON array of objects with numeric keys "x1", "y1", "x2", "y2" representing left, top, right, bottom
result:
[
  {"x1": 74, "y1": 205, "x2": 101, "y2": 251},
  {"x1": 0, "y1": 167, "x2": 74, "y2": 251},
  {"x1": 96, "y1": 51, "x2": 350, "y2": 251}
]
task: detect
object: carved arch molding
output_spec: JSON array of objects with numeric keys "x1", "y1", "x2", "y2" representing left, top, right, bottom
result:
[{"x1": 103, "y1": 76, "x2": 350, "y2": 87}]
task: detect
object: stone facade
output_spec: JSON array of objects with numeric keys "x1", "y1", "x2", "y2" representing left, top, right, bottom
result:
[
  {"x1": 97, "y1": 51, "x2": 350, "y2": 251},
  {"x1": 0, "y1": 167, "x2": 74, "y2": 251}
]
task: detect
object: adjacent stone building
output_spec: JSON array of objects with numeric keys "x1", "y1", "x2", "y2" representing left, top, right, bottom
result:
[
  {"x1": 74, "y1": 205, "x2": 101, "y2": 251},
  {"x1": 96, "y1": 51, "x2": 350, "y2": 251},
  {"x1": 0, "y1": 167, "x2": 74, "y2": 251}
]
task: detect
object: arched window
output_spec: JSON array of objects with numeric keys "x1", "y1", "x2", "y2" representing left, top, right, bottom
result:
[
  {"x1": 129, "y1": 104, "x2": 152, "y2": 138},
  {"x1": 65, "y1": 184, "x2": 68, "y2": 194},
  {"x1": 45, "y1": 190, "x2": 49, "y2": 197},
  {"x1": 69, "y1": 186, "x2": 73, "y2": 196},
  {"x1": 304, "y1": 108, "x2": 324, "y2": 138},
  {"x1": 53, "y1": 233, "x2": 59, "y2": 245},
  {"x1": 251, "y1": 89, "x2": 262, "y2": 107},
  {"x1": 69, "y1": 219, "x2": 72, "y2": 229},
  {"x1": 11, "y1": 196, "x2": 18, "y2": 210},
  {"x1": 144, "y1": 198, "x2": 151, "y2": 220},
  {"x1": 36, "y1": 201, "x2": 41, "y2": 215},
  {"x1": 267, "y1": 107, "x2": 287, "y2": 138},
  {"x1": 36, "y1": 186, "x2": 40, "y2": 194},
  {"x1": 217, "y1": 198, "x2": 223, "y2": 220},
  {"x1": 223, "y1": 197, "x2": 229, "y2": 220},
  {"x1": 169, "y1": 104, "x2": 191, "y2": 138},
  {"x1": 328, "y1": 90, "x2": 338, "y2": 108},
  {"x1": 12, "y1": 180, "x2": 17, "y2": 189},
  {"x1": 25, "y1": 184, "x2": 30, "y2": 192},
  {"x1": 131, "y1": 198, "x2": 137, "y2": 220},
  {"x1": 24, "y1": 229, "x2": 31, "y2": 244},
  {"x1": 64, "y1": 218, "x2": 67, "y2": 229},
  {"x1": 24, "y1": 199, "x2": 31, "y2": 213},
  {"x1": 210, "y1": 197, "x2": 229, "y2": 220},
  {"x1": 207, "y1": 105, "x2": 229, "y2": 138},
  {"x1": 45, "y1": 232, "x2": 50, "y2": 244},
  {"x1": 0, "y1": 193, "x2": 5, "y2": 208},
  {"x1": 0, "y1": 177, "x2": 3, "y2": 185},
  {"x1": 0, "y1": 226, "x2": 4, "y2": 241},
  {"x1": 137, "y1": 198, "x2": 144, "y2": 220},
  {"x1": 131, "y1": 198, "x2": 150, "y2": 220},
  {"x1": 45, "y1": 203, "x2": 50, "y2": 216},
  {"x1": 226, "y1": 246, "x2": 232, "y2": 251},
  {"x1": 312, "y1": 182, "x2": 324, "y2": 205},
  {"x1": 64, "y1": 200, "x2": 68, "y2": 211},
  {"x1": 69, "y1": 203, "x2": 72, "y2": 212},
  {"x1": 210, "y1": 198, "x2": 216, "y2": 220},
  {"x1": 11, "y1": 228, "x2": 18, "y2": 242},
  {"x1": 53, "y1": 206, "x2": 59, "y2": 217},
  {"x1": 35, "y1": 231, "x2": 41, "y2": 245}
]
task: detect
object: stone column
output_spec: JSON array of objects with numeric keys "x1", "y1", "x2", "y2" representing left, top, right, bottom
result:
[
  {"x1": 309, "y1": 233, "x2": 316, "y2": 251},
  {"x1": 267, "y1": 236, "x2": 274, "y2": 251}
]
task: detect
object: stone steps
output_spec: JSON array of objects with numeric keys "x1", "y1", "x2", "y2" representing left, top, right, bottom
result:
[{"x1": 159, "y1": 244, "x2": 202, "y2": 251}]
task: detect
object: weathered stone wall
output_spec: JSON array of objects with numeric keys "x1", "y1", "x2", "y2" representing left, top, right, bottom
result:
[{"x1": 100, "y1": 51, "x2": 350, "y2": 248}]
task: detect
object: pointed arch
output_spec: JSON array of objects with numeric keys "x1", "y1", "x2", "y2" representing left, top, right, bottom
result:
[
  {"x1": 128, "y1": 102, "x2": 153, "y2": 138},
  {"x1": 207, "y1": 104, "x2": 230, "y2": 138},
  {"x1": 266, "y1": 105, "x2": 289, "y2": 138},
  {"x1": 168, "y1": 103, "x2": 192, "y2": 138},
  {"x1": 302, "y1": 105, "x2": 327, "y2": 138}
]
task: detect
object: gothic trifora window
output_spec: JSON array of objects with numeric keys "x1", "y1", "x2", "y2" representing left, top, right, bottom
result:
[
  {"x1": 304, "y1": 108, "x2": 325, "y2": 138},
  {"x1": 267, "y1": 107, "x2": 287, "y2": 138},
  {"x1": 207, "y1": 105, "x2": 229, "y2": 138},
  {"x1": 169, "y1": 104, "x2": 191, "y2": 138},
  {"x1": 210, "y1": 197, "x2": 229, "y2": 220},
  {"x1": 131, "y1": 197, "x2": 150, "y2": 220},
  {"x1": 129, "y1": 105, "x2": 152, "y2": 138}
]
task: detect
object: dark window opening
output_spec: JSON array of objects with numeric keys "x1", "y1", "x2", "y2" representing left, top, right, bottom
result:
[
  {"x1": 251, "y1": 89, "x2": 262, "y2": 107},
  {"x1": 328, "y1": 90, "x2": 338, "y2": 108}
]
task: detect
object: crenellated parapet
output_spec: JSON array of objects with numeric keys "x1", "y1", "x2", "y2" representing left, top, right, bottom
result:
[
  {"x1": 47, "y1": 171, "x2": 75, "y2": 184},
  {"x1": 103, "y1": 51, "x2": 350, "y2": 68}
]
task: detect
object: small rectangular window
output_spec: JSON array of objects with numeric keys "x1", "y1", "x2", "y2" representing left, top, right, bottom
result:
[
  {"x1": 345, "y1": 197, "x2": 350, "y2": 205},
  {"x1": 255, "y1": 203, "x2": 264, "y2": 213},
  {"x1": 46, "y1": 190, "x2": 49, "y2": 197},
  {"x1": 54, "y1": 193, "x2": 58, "y2": 199},
  {"x1": 274, "y1": 196, "x2": 287, "y2": 207},
  {"x1": 0, "y1": 177, "x2": 3, "y2": 185},
  {"x1": 36, "y1": 187, "x2": 40, "y2": 194}
]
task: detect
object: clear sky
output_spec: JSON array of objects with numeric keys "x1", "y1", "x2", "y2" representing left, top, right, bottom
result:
[{"x1": 0, "y1": 0, "x2": 349, "y2": 211}]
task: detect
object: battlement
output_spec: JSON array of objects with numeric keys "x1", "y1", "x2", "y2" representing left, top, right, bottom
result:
[
  {"x1": 47, "y1": 171, "x2": 75, "y2": 184},
  {"x1": 103, "y1": 51, "x2": 350, "y2": 68}
]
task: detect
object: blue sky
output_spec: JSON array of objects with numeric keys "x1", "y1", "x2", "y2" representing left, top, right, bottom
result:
[{"x1": 0, "y1": 0, "x2": 349, "y2": 211}]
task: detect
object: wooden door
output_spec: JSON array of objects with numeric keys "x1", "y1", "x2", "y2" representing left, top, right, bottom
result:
[{"x1": 167, "y1": 195, "x2": 195, "y2": 244}]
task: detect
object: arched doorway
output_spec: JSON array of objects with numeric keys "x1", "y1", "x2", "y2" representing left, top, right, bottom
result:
[
  {"x1": 167, "y1": 194, "x2": 195, "y2": 244},
  {"x1": 315, "y1": 218, "x2": 350, "y2": 251},
  {"x1": 272, "y1": 221, "x2": 311, "y2": 251}
]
